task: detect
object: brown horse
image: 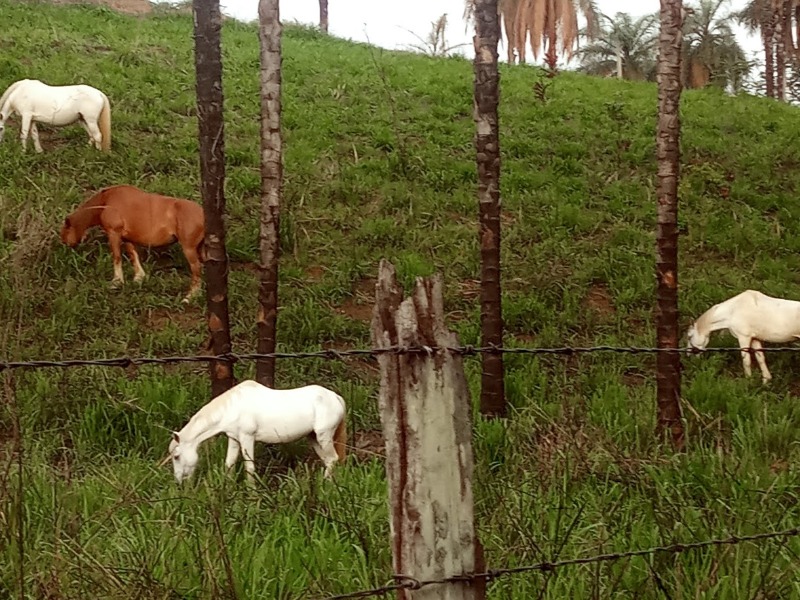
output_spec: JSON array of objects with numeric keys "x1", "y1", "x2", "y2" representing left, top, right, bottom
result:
[{"x1": 60, "y1": 185, "x2": 205, "y2": 303}]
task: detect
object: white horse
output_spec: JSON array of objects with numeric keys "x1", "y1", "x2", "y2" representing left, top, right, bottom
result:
[
  {"x1": 687, "y1": 289, "x2": 800, "y2": 383},
  {"x1": 0, "y1": 79, "x2": 112, "y2": 153},
  {"x1": 160, "y1": 380, "x2": 348, "y2": 483}
]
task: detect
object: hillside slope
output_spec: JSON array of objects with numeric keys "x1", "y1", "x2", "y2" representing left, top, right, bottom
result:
[{"x1": 2, "y1": 2, "x2": 800, "y2": 598}]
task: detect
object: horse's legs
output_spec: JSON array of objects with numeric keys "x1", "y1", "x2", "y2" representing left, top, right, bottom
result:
[
  {"x1": 124, "y1": 242, "x2": 146, "y2": 283},
  {"x1": 238, "y1": 434, "x2": 257, "y2": 484},
  {"x1": 179, "y1": 242, "x2": 202, "y2": 304},
  {"x1": 84, "y1": 118, "x2": 103, "y2": 151},
  {"x1": 19, "y1": 113, "x2": 32, "y2": 152},
  {"x1": 750, "y1": 339, "x2": 772, "y2": 383},
  {"x1": 107, "y1": 232, "x2": 125, "y2": 288},
  {"x1": 312, "y1": 431, "x2": 340, "y2": 480},
  {"x1": 80, "y1": 119, "x2": 93, "y2": 147},
  {"x1": 736, "y1": 333, "x2": 753, "y2": 378},
  {"x1": 29, "y1": 122, "x2": 43, "y2": 153},
  {"x1": 224, "y1": 436, "x2": 241, "y2": 472}
]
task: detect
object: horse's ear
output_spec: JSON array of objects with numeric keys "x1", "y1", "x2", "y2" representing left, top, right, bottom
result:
[
  {"x1": 171, "y1": 431, "x2": 180, "y2": 443},
  {"x1": 63, "y1": 216, "x2": 71, "y2": 227}
]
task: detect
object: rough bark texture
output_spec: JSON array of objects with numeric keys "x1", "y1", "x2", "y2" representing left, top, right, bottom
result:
[
  {"x1": 193, "y1": 0, "x2": 233, "y2": 397},
  {"x1": 319, "y1": 0, "x2": 328, "y2": 33},
  {"x1": 764, "y1": 18, "x2": 776, "y2": 98},
  {"x1": 655, "y1": 0, "x2": 685, "y2": 450},
  {"x1": 371, "y1": 259, "x2": 485, "y2": 600},
  {"x1": 472, "y1": 0, "x2": 506, "y2": 419},
  {"x1": 256, "y1": 0, "x2": 282, "y2": 388},
  {"x1": 775, "y1": 0, "x2": 786, "y2": 100}
]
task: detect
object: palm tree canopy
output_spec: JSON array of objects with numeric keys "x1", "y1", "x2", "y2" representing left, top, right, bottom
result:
[
  {"x1": 576, "y1": 11, "x2": 659, "y2": 79},
  {"x1": 683, "y1": 0, "x2": 752, "y2": 89},
  {"x1": 464, "y1": 0, "x2": 599, "y2": 65}
]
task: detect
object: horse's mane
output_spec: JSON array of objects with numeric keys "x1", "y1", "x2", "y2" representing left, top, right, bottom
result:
[
  {"x1": 180, "y1": 392, "x2": 230, "y2": 441},
  {"x1": 65, "y1": 187, "x2": 114, "y2": 234},
  {"x1": 693, "y1": 303, "x2": 718, "y2": 332},
  {"x1": 81, "y1": 186, "x2": 119, "y2": 208}
]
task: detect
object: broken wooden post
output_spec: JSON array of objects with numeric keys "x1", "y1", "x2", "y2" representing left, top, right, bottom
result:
[{"x1": 371, "y1": 259, "x2": 485, "y2": 600}]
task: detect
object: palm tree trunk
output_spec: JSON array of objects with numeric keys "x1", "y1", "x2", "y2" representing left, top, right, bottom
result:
[
  {"x1": 319, "y1": 0, "x2": 328, "y2": 33},
  {"x1": 655, "y1": 0, "x2": 685, "y2": 450},
  {"x1": 764, "y1": 19, "x2": 776, "y2": 97},
  {"x1": 256, "y1": 0, "x2": 282, "y2": 387},
  {"x1": 784, "y1": 0, "x2": 794, "y2": 60},
  {"x1": 795, "y1": 4, "x2": 800, "y2": 59},
  {"x1": 503, "y1": 13, "x2": 516, "y2": 64},
  {"x1": 544, "y1": 0, "x2": 558, "y2": 73},
  {"x1": 473, "y1": 0, "x2": 506, "y2": 418},
  {"x1": 193, "y1": 0, "x2": 233, "y2": 398},
  {"x1": 775, "y1": 0, "x2": 786, "y2": 100}
]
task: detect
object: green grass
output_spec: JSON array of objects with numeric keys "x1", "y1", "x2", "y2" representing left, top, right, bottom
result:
[{"x1": 1, "y1": 1, "x2": 800, "y2": 597}]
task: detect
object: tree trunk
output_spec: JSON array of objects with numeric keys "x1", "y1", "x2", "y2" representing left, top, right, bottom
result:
[
  {"x1": 655, "y1": 0, "x2": 685, "y2": 450},
  {"x1": 784, "y1": 0, "x2": 795, "y2": 61},
  {"x1": 193, "y1": 0, "x2": 233, "y2": 398},
  {"x1": 256, "y1": 0, "x2": 282, "y2": 388},
  {"x1": 764, "y1": 19, "x2": 776, "y2": 98},
  {"x1": 503, "y1": 14, "x2": 516, "y2": 64},
  {"x1": 472, "y1": 0, "x2": 506, "y2": 418},
  {"x1": 544, "y1": 0, "x2": 558, "y2": 73},
  {"x1": 775, "y1": 0, "x2": 786, "y2": 100},
  {"x1": 616, "y1": 47, "x2": 624, "y2": 79},
  {"x1": 319, "y1": 0, "x2": 328, "y2": 33},
  {"x1": 795, "y1": 4, "x2": 800, "y2": 60}
]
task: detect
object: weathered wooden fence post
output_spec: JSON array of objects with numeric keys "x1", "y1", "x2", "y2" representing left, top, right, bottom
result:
[{"x1": 371, "y1": 259, "x2": 485, "y2": 600}]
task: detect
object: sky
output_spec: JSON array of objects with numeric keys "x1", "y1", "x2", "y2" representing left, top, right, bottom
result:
[{"x1": 202, "y1": 0, "x2": 764, "y2": 65}]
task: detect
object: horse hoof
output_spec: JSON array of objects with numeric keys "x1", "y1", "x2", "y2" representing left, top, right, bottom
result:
[
  {"x1": 134, "y1": 275, "x2": 146, "y2": 285},
  {"x1": 110, "y1": 280, "x2": 123, "y2": 290}
]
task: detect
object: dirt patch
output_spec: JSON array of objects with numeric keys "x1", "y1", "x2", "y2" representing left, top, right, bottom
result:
[
  {"x1": 335, "y1": 277, "x2": 376, "y2": 323},
  {"x1": 230, "y1": 260, "x2": 259, "y2": 274},
  {"x1": 144, "y1": 306, "x2": 202, "y2": 332},
  {"x1": 338, "y1": 298, "x2": 372, "y2": 322},
  {"x1": 457, "y1": 279, "x2": 481, "y2": 301},
  {"x1": 621, "y1": 371, "x2": 647, "y2": 387},
  {"x1": 350, "y1": 429, "x2": 384, "y2": 462},
  {"x1": 585, "y1": 283, "x2": 615, "y2": 317},
  {"x1": 306, "y1": 265, "x2": 325, "y2": 281},
  {"x1": 49, "y1": 0, "x2": 152, "y2": 14}
]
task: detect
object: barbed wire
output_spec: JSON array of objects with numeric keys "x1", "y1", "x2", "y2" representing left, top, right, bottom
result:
[
  {"x1": 1, "y1": 344, "x2": 799, "y2": 373},
  {"x1": 316, "y1": 525, "x2": 800, "y2": 599}
]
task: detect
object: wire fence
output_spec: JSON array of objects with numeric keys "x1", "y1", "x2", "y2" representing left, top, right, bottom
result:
[
  {"x1": 4, "y1": 342, "x2": 800, "y2": 598},
  {"x1": 315, "y1": 525, "x2": 800, "y2": 599},
  {"x1": 2, "y1": 343, "x2": 800, "y2": 372}
]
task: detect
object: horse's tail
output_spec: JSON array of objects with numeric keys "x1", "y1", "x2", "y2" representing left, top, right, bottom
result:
[
  {"x1": 99, "y1": 93, "x2": 111, "y2": 152},
  {"x1": 333, "y1": 395, "x2": 347, "y2": 463}
]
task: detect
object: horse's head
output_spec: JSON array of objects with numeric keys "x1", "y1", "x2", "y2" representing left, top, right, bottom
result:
[
  {"x1": 686, "y1": 323, "x2": 708, "y2": 354},
  {"x1": 164, "y1": 432, "x2": 199, "y2": 483},
  {"x1": 60, "y1": 216, "x2": 82, "y2": 247}
]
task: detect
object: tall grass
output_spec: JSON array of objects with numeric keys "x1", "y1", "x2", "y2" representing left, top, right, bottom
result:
[{"x1": 1, "y1": 1, "x2": 800, "y2": 597}]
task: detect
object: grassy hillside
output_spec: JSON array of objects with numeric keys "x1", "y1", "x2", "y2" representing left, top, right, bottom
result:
[{"x1": 2, "y1": 1, "x2": 800, "y2": 597}]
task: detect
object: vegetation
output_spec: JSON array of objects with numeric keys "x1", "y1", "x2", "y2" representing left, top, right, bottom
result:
[
  {"x1": 682, "y1": 0, "x2": 751, "y2": 91},
  {"x1": 576, "y1": 11, "x2": 659, "y2": 80},
  {"x1": 2, "y1": 1, "x2": 800, "y2": 597}
]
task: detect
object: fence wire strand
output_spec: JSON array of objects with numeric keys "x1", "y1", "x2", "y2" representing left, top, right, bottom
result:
[
  {"x1": 317, "y1": 525, "x2": 800, "y2": 599},
  {"x1": 5, "y1": 344, "x2": 800, "y2": 599},
  {"x1": 2, "y1": 344, "x2": 799, "y2": 372}
]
